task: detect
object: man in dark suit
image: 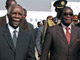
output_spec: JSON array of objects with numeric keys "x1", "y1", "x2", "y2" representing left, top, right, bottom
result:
[
  {"x1": 0, "y1": 4, "x2": 36, "y2": 60},
  {"x1": 35, "y1": 20, "x2": 45, "y2": 57},
  {"x1": 40, "y1": 6, "x2": 80, "y2": 60},
  {"x1": 22, "y1": 8, "x2": 34, "y2": 33},
  {"x1": 35, "y1": 24, "x2": 44, "y2": 57}
]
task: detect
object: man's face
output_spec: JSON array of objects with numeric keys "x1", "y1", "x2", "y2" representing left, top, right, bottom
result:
[
  {"x1": 8, "y1": 6, "x2": 23, "y2": 28},
  {"x1": 62, "y1": 8, "x2": 73, "y2": 25},
  {"x1": 38, "y1": 23, "x2": 42, "y2": 27}
]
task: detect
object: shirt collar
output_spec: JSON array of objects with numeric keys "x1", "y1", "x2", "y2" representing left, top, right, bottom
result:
[
  {"x1": 8, "y1": 24, "x2": 19, "y2": 33},
  {"x1": 6, "y1": 15, "x2": 9, "y2": 24},
  {"x1": 61, "y1": 23, "x2": 71, "y2": 29}
]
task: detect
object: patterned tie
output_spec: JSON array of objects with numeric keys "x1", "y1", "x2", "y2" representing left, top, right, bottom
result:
[
  {"x1": 13, "y1": 30, "x2": 17, "y2": 48},
  {"x1": 66, "y1": 27, "x2": 71, "y2": 44}
]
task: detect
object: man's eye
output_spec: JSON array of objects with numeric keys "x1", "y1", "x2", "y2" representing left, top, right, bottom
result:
[
  {"x1": 11, "y1": 12, "x2": 16, "y2": 14},
  {"x1": 19, "y1": 13, "x2": 23, "y2": 15}
]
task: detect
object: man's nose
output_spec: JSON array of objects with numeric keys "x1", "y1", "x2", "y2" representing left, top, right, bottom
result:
[{"x1": 15, "y1": 13, "x2": 19, "y2": 18}]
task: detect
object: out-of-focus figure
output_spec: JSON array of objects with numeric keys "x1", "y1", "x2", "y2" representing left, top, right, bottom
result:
[
  {"x1": 53, "y1": 0, "x2": 67, "y2": 24},
  {"x1": 71, "y1": 15, "x2": 79, "y2": 25}
]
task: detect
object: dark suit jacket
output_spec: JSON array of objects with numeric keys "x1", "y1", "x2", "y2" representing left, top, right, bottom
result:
[
  {"x1": 0, "y1": 24, "x2": 36, "y2": 60},
  {"x1": 0, "y1": 15, "x2": 6, "y2": 27},
  {"x1": 76, "y1": 23, "x2": 80, "y2": 27},
  {"x1": 40, "y1": 24, "x2": 80, "y2": 60}
]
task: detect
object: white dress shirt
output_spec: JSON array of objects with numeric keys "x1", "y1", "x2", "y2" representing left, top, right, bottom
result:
[
  {"x1": 61, "y1": 23, "x2": 71, "y2": 35},
  {"x1": 6, "y1": 15, "x2": 9, "y2": 24},
  {"x1": 8, "y1": 24, "x2": 19, "y2": 38}
]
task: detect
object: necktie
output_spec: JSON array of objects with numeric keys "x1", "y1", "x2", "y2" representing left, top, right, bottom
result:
[
  {"x1": 13, "y1": 30, "x2": 17, "y2": 48},
  {"x1": 66, "y1": 27, "x2": 71, "y2": 44}
]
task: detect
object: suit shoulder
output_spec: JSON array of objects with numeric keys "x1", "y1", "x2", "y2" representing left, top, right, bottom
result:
[
  {"x1": 48, "y1": 24, "x2": 59, "y2": 30},
  {"x1": 39, "y1": 26, "x2": 44, "y2": 31},
  {"x1": 20, "y1": 27, "x2": 31, "y2": 35},
  {"x1": 0, "y1": 15, "x2": 6, "y2": 19},
  {"x1": 73, "y1": 25, "x2": 80, "y2": 30},
  {"x1": 76, "y1": 23, "x2": 80, "y2": 27},
  {"x1": 27, "y1": 22, "x2": 33, "y2": 27},
  {"x1": 0, "y1": 25, "x2": 7, "y2": 33}
]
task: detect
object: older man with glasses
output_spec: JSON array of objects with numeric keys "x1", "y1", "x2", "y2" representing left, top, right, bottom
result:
[{"x1": 40, "y1": 6, "x2": 80, "y2": 60}]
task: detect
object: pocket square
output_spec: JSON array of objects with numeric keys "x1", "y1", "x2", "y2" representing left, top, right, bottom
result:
[{"x1": 76, "y1": 39, "x2": 80, "y2": 42}]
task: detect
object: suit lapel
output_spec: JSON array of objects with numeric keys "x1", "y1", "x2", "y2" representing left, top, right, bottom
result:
[
  {"x1": 56, "y1": 24, "x2": 77, "y2": 46},
  {"x1": 2, "y1": 25, "x2": 15, "y2": 52},
  {"x1": 70, "y1": 26, "x2": 77, "y2": 46},
  {"x1": 56, "y1": 24, "x2": 68, "y2": 45},
  {"x1": 16, "y1": 28, "x2": 25, "y2": 52}
]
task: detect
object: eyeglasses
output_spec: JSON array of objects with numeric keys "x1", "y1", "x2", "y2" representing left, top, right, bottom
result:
[{"x1": 63, "y1": 13, "x2": 73, "y2": 16}]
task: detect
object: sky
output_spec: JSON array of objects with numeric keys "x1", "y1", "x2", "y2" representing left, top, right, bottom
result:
[{"x1": 0, "y1": 0, "x2": 80, "y2": 11}]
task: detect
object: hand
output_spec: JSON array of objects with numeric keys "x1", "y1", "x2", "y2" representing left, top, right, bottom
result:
[{"x1": 38, "y1": 51, "x2": 41, "y2": 57}]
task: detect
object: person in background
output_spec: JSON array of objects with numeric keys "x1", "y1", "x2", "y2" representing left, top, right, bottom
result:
[
  {"x1": 22, "y1": 8, "x2": 35, "y2": 58},
  {"x1": 76, "y1": 13, "x2": 80, "y2": 27},
  {"x1": 47, "y1": 16, "x2": 55, "y2": 27},
  {"x1": 34, "y1": 21, "x2": 42, "y2": 39},
  {"x1": 42, "y1": 20, "x2": 45, "y2": 26},
  {"x1": 37, "y1": 21, "x2": 43, "y2": 28},
  {"x1": 35, "y1": 20, "x2": 45, "y2": 57},
  {"x1": 0, "y1": 0, "x2": 17, "y2": 27},
  {"x1": 71, "y1": 15, "x2": 79, "y2": 25},
  {"x1": 42, "y1": 16, "x2": 54, "y2": 45},
  {"x1": 0, "y1": 4, "x2": 36, "y2": 60},
  {"x1": 78, "y1": 12, "x2": 80, "y2": 22},
  {"x1": 40, "y1": 6, "x2": 80, "y2": 60},
  {"x1": 21, "y1": 8, "x2": 34, "y2": 33},
  {"x1": 53, "y1": 0, "x2": 67, "y2": 24},
  {"x1": 34, "y1": 21, "x2": 43, "y2": 60}
]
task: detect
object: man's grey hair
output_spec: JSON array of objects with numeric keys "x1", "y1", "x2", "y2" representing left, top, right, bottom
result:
[{"x1": 7, "y1": 4, "x2": 24, "y2": 16}]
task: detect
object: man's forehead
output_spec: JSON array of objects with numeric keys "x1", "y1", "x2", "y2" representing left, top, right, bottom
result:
[
  {"x1": 63, "y1": 8, "x2": 72, "y2": 12},
  {"x1": 10, "y1": 7, "x2": 23, "y2": 14},
  {"x1": 11, "y1": 6, "x2": 22, "y2": 10}
]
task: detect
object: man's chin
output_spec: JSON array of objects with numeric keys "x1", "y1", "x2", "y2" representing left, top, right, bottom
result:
[
  {"x1": 65, "y1": 23, "x2": 71, "y2": 26},
  {"x1": 13, "y1": 24, "x2": 19, "y2": 29}
]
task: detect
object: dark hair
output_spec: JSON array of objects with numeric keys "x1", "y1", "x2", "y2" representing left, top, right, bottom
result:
[
  {"x1": 37, "y1": 21, "x2": 41, "y2": 25},
  {"x1": 6, "y1": 0, "x2": 17, "y2": 9},
  {"x1": 62, "y1": 6, "x2": 73, "y2": 13},
  {"x1": 78, "y1": 12, "x2": 80, "y2": 20},
  {"x1": 23, "y1": 8, "x2": 27, "y2": 15},
  {"x1": 23, "y1": 8, "x2": 27, "y2": 13},
  {"x1": 42, "y1": 20, "x2": 45, "y2": 25}
]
